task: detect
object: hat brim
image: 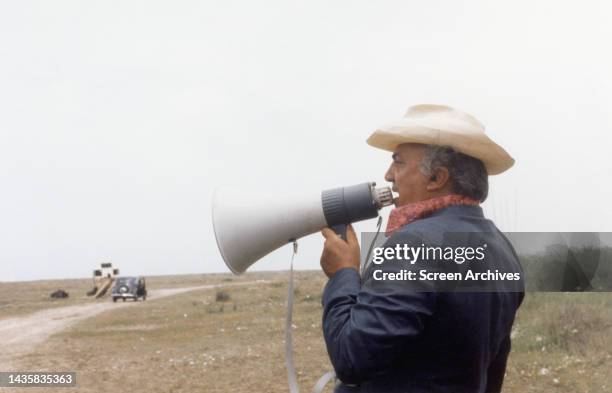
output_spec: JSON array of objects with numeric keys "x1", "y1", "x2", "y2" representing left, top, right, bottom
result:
[{"x1": 367, "y1": 123, "x2": 514, "y2": 175}]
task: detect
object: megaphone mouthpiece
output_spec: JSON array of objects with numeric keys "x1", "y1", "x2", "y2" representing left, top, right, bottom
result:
[
  {"x1": 373, "y1": 186, "x2": 395, "y2": 209},
  {"x1": 321, "y1": 182, "x2": 393, "y2": 240}
]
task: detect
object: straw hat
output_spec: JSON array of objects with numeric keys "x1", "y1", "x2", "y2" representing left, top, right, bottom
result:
[{"x1": 367, "y1": 104, "x2": 514, "y2": 175}]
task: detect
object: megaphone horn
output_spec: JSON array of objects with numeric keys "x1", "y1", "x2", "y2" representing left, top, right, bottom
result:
[{"x1": 212, "y1": 182, "x2": 395, "y2": 274}]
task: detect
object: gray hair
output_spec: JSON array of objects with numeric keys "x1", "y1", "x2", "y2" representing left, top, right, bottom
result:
[{"x1": 419, "y1": 145, "x2": 489, "y2": 202}]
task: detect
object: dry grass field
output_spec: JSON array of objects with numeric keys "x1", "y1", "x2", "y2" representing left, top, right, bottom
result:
[
  {"x1": 0, "y1": 273, "x2": 256, "y2": 320},
  {"x1": 1, "y1": 271, "x2": 611, "y2": 392}
]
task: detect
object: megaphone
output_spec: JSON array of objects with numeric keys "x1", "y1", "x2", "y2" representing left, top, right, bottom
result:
[{"x1": 212, "y1": 182, "x2": 395, "y2": 274}]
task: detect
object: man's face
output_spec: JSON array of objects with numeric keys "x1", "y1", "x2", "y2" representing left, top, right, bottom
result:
[{"x1": 384, "y1": 143, "x2": 432, "y2": 206}]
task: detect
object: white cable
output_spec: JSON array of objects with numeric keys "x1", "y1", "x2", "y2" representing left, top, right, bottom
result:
[
  {"x1": 287, "y1": 217, "x2": 382, "y2": 393},
  {"x1": 311, "y1": 371, "x2": 337, "y2": 393},
  {"x1": 285, "y1": 240, "x2": 338, "y2": 393},
  {"x1": 286, "y1": 240, "x2": 300, "y2": 393},
  {"x1": 362, "y1": 216, "x2": 384, "y2": 276}
]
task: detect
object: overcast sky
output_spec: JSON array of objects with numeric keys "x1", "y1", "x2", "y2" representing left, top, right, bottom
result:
[{"x1": 1, "y1": 0, "x2": 611, "y2": 281}]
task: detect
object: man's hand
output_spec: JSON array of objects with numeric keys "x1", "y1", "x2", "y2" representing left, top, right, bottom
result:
[{"x1": 320, "y1": 225, "x2": 361, "y2": 278}]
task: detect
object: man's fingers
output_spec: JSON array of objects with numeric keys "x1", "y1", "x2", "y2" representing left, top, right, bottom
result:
[
  {"x1": 346, "y1": 224, "x2": 358, "y2": 245},
  {"x1": 323, "y1": 226, "x2": 359, "y2": 245},
  {"x1": 321, "y1": 227, "x2": 340, "y2": 240}
]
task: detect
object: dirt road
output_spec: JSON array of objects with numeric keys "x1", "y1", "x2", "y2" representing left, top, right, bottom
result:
[{"x1": 0, "y1": 282, "x2": 260, "y2": 370}]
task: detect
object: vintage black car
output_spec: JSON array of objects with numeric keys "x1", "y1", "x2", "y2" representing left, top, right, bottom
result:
[{"x1": 111, "y1": 276, "x2": 147, "y2": 302}]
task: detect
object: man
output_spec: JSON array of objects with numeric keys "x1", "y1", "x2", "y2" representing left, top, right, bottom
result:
[{"x1": 320, "y1": 105, "x2": 525, "y2": 392}]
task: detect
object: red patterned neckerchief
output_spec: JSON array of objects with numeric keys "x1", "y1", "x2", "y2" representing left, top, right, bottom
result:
[{"x1": 385, "y1": 194, "x2": 480, "y2": 236}]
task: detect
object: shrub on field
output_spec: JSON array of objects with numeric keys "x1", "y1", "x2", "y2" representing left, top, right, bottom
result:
[
  {"x1": 514, "y1": 293, "x2": 611, "y2": 354},
  {"x1": 544, "y1": 296, "x2": 611, "y2": 352},
  {"x1": 216, "y1": 291, "x2": 231, "y2": 302}
]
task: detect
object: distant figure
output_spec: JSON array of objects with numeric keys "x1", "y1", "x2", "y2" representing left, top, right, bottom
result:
[{"x1": 50, "y1": 289, "x2": 69, "y2": 299}]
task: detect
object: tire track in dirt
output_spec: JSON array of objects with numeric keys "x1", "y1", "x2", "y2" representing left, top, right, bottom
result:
[{"x1": 0, "y1": 281, "x2": 265, "y2": 370}]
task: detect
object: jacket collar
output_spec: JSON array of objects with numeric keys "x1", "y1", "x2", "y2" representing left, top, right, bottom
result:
[
  {"x1": 429, "y1": 204, "x2": 484, "y2": 218},
  {"x1": 385, "y1": 195, "x2": 481, "y2": 236}
]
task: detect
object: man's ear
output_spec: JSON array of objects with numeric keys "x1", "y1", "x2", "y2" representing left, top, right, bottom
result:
[{"x1": 426, "y1": 167, "x2": 450, "y2": 191}]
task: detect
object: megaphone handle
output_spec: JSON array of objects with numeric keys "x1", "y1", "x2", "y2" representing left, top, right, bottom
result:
[{"x1": 331, "y1": 224, "x2": 347, "y2": 241}]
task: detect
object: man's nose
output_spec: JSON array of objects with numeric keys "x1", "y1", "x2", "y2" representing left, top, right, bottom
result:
[{"x1": 384, "y1": 166, "x2": 394, "y2": 183}]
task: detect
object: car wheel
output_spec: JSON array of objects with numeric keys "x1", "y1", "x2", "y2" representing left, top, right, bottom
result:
[
  {"x1": 112, "y1": 297, "x2": 117, "y2": 303},
  {"x1": 122, "y1": 298, "x2": 126, "y2": 302}
]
